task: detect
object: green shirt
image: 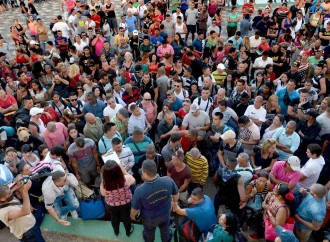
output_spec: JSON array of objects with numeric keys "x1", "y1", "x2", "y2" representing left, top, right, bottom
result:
[
  {"x1": 227, "y1": 13, "x2": 239, "y2": 27},
  {"x1": 171, "y1": 0, "x2": 180, "y2": 11},
  {"x1": 207, "y1": 225, "x2": 234, "y2": 242},
  {"x1": 139, "y1": 43, "x2": 154, "y2": 54}
]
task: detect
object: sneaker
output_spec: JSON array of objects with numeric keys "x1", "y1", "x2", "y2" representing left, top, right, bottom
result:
[
  {"x1": 60, "y1": 214, "x2": 68, "y2": 221},
  {"x1": 70, "y1": 210, "x2": 78, "y2": 220},
  {"x1": 249, "y1": 234, "x2": 262, "y2": 241}
]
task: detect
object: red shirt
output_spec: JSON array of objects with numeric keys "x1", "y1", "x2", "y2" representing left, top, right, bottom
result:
[
  {"x1": 0, "y1": 95, "x2": 17, "y2": 109},
  {"x1": 178, "y1": 108, "x2": 188, "y2": 120},
  {"x1": 41, "y1": 107, "x2": 58, "y2": 125},
  {"x1": 179, "y1": 130, "x2": 197, "y2": 152},
  {"x1": 91, "y1": 14, "x2": 101, "y2": 29},
  {"x1": 182, "y1": 52, "x2": 201, "y2": 66}
]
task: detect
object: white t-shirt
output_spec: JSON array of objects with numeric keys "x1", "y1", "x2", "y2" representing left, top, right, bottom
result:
[
  {"x1": 137, "y1": 5, "x2": 147, "y2": 18},
  {"x1": 52, "y1": 21, "x2": 71, "y2": 38},
  {"x1": 174, "y1": 89, "x2": 189, "y2": 101},
  {"x1": 127, "y1": 7, "x2": 138, "y2": 15},
  {"x1": 74, "y1": 41, "x2": 87, "y2": 53},
  {"x1": 172, "y1": 12, "x2": 184, "y2": 23},
  {"x1": 103, "y1": 103, "x2": 124, "y2": 120},
  {"x1": 297, "y1": 156, "x2": 325, "y2": 189},
  {"x1": 102, "y1": 23, "x2": 111, "y2": 38},
  {"x1": 249, "y1": 36, "x2": 262, "y2": 49},
  {"x1": 244, "y1": 105, "x2": 267, "y2": 124},
  {"x1": 193, "y1": 97, "x2": 213, "y2": 114},
  {"x1": 85, "y1": 20, "x2": 96, "y2": 35},
  {"x1": 253, "y1": 57, "x2": 273, "y2": 69},
  {"x1": 68, "y1": 15, "x2": 77, "y2": 33}
]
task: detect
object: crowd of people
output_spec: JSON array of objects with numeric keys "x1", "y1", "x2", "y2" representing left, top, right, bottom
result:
[{"x1": 0, "y1": 0, "x2": 330, "y2": 241}]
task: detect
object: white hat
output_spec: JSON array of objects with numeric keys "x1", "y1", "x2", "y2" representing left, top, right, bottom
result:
[
  {"x1": 217, "y1": 63, "x2": 225, "y2": 69},
  {"x1": 287, "y1": 156, "x2": 300, "y2": 171},
  {"x1": 220, "y1": 130, "x2": 236, "y2": 140},
  {"x1": 30, "y1": 40, "x2": 39, "y2": 45},
  {"x1": 29, "y1": 107, "x2": 44, "y2": 116},
  {"x1": 133, "y1": 30, "x2": 139, "y2": 36},
  {"x1": 190, "y1": 103, "x2": 199, "y2": 113}
]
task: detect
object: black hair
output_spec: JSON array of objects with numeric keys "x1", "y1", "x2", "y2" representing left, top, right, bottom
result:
[
  {"x1": 224, "y1": 212, "x2": 238, "y2": 236},
  {"x1": 307, "y1": 143, "x2": 322, "y2": 157}
]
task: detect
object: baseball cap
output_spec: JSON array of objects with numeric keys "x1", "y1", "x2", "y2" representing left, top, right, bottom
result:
[
  {"x1": 190, "y1": 103, "x2": 199, "y2": 113},
  {"x1": 166, "y1": 89, "x2": 174, "y2": 95},
  {"x1": 217, "y1": 63, "x2": 225, "y2": 70},
  {"x1": 292, "y1": 61, "x2": 300, "y2": 67},
  {"x1": 306, "y1": 108, "x2": 319, "y2": 118},
  {"x1": 275, "y1": 226, "x2": 299, "y2": 242},
  {"x1": 220, "y1": 130, "x2": 236, "y2": 140},
  {"x1": 30, "y1": 40, "x2": 39, "y2": 45},
  {"x1": 287, "y1": 156, "x2": 300, "y2": 171},
  {"x1": 133, "y1": 30, "x2": 138, "y2": 36},
  {"x1": 29, "y1": 107, "x2": 44, "y2": 116}
]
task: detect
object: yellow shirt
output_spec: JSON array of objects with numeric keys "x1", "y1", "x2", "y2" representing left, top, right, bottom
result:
[
  {"x1": 114, "y1": 34, "x2": 130, "y2": 47},
  {"x1": 184, "y1": 153, "x2": 208, "y2": 185}
]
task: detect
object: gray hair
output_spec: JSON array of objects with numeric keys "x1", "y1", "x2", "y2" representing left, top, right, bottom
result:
[
  {"x1": 86, "y1": 91, "x2": 96, "y2": 98},
  {"x1": 132, "y1": 127, "x2": 144, "y2": 136},
  {"x1": 190, "y1": 148, "x2": 200, "y2": 157},
  {"x1": 238, "y1": 152, "x2": 249, "y2": 161},
  {"x1": 47, "y1": 122, "x2": 56, "y2": 132}
]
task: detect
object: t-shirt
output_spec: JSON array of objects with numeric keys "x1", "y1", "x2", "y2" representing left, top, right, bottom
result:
[
  {"x1": 186, "y1": 195, "x2": 217, "y2": 233},
  {"x1": 252, "y1": 146, "x2": 279, "y2": 169},
  {"x1": 297, "y1": 156, "x2": 325, "y2": 189},
  {"x1": 270, "y1": 161, "x2": 301, "y2": 188},
  {"x1": 244, "y1": 105, "x2": 267, "y2": 124},
  {"x1": 67, "y1": 138, "x2": 96, "y2": 168},
  {"x1": 167, "y1": 163, "x2": 192, "y2": 190},
  {"x1": 212, "y1": 107, "x2": 237, "y2": 125},
  {"x1": 238, "y1": 122, "x2": 260, "y2": 151},
  {"x1": 320, "y1": 28, "x2": 330, "y2": 46},
  {"x1": 0, "y1": 95, "x2": 17, "y2": 109},
  {"x1": 185, "y1": 8, "x2": 198, "y2": 25},
  {"x1": 131, "y1": 176, "x2": 178, "y2": 219},
  {"x1": 182, "y1": 111, "x2": 210, "y2": 129}
]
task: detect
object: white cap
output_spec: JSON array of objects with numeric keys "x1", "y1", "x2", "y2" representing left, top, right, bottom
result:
[
  {"x1": 30, "y1": 107, "x2": 44, "y2": 116},
  {"x1": 217, "y1": 63, "x2": 225, "y2": 69},
  {"x1": 30, "y1": 40, "x2": 39, "y2": 45},
  {"x1": 133, "y1": 30, "x2": 139, "y2": 36},
  {"x1": 220, "y1": 130, "x2": 236, "y2": 140},
  {"x1": 287, "y1": 156, "x2": 300, "y2": 171}
]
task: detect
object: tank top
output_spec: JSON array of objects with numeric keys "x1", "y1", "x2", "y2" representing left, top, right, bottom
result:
[
  {"x1": 311, "y1": 14, "x2": 320, "y2": 26},
  {"x1": 16, "y1": 54, "x2": 28, "y2": 64},
  {"x1": 175, "y1": 23, "x2": 185, "y2": 39}
]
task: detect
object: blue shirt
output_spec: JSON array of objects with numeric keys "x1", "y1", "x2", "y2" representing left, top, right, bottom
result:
[
  {"x1": 296, "y1": 193, "x2": 326, "y2": 231},
  {"x1": 124, "y1": 136, "x2": 153, "y2": 163},
  {"x1": 272, "y1": 127, "x2": 300, "y2": 160},
  {"x1": 83, "y1": 100, "x2": 106, "y2": 119},
  {"x1": 126, "y1": 16, "x2": 137, "y2": 33},
  {"x1": 131, "y1": 176, "x2": 178, "y2": 219},
  {"x1": 310, "y1": 5, "x2": 324, "y2": 13},
  {"x1": 150, "y1": 36, "x2": 164, "y2": 46},
  {"x1": 186, "y1": 195, "x2": 217, "y2": 233},
  {"x1": 98, "y1": 132, "x2": 122, "y2": 154},
  {"x1": 227, "y1": 36, "x2": 243, "y2": 50},
  {"x1": 163, "y1": 98, "x2": 183, "y2": 111},
  {"x1": 276, "y1": 88, "x2": 299, "y2": 115},
  {"x1": 192, "y1": 38, "x2": 203, "y2": 53}
]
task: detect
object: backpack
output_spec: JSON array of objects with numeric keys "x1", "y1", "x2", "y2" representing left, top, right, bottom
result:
[
  {"x1": 183, "y1": 220, "x2": 201, "y2": 242},
  {"x1": 29, "y1": 161, "x2": 54, "y2": 185},
  {"x1": 197, "y1": 96, "x2": 213, "y2": 112},
  {"x1": 68, "y1": 100, "x2": 83, "y2": 115}
]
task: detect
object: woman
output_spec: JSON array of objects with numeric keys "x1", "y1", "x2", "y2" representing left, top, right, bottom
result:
[
  {"x1": 38, "y1": 144, "x2": 49, "y2": 161},
  {"x1": 68, "y1": 64, "x2": 83, "y2": 92},
  {"x1": 157, "y1": 104, "x2": 170, "y2": 121},
  {"x1": 13, "y1": 19, "x2": 26, "y2": 38},
  {"x1": 5, "y1": 76, "x2": 19, "y2": 97},
  {"x1": 11, "y1": 26, "x2": 21, "y2": 46},
  {"x1": 241, "y1": 36, "x2": 251, "y2": 51},
  {"x1": 100, "y1": 160, "x2": 135, "y2": 236},
  {"x1": 273, "y1": 72, "x2": 289, "y2": 92},
  {"x1": 308, "y1": 8, "x2": 323, "y2": 37},
  {"x1": 122, "y1": 52, "x2": 135, "y2": 73},
  {"x1": 76, "y1": 83, "x2": 87, "y2": 102},
  {"x1": 4, "y1": 147, "x2": 21, "y2": 176},
  {"x1": 207, "y1": 212, "x2": 238, "y2": 242},
  {"x1": 223, "y1": 73, "x2": 234, "y2": 96},
  {"x1": 93, "y1": 86, "x2": 106, "y2": 101},
  {"x1": 256, "y1": 82, "x2": 273, "y2": 103},
  {"x1": 264, "y1": 64, "x2": 276, "y2": 83},
  {"x1": 27, "y1": 15, "x2": 38, "y2": 41},
  {"x1": 16, "y1": 82, "x2": 30, "y2": 104},
  {"x1": 249, "y1": 71, "x2": 264, "y2": 97},
  {"x1": 261, "y1": 184, "x2": 294, "y2": 241},
  {"x1": 251, "y1": 138, "x2": 279, "y2": 172},
  {"x1": 21, "y1": 143, "x2": 41, "y2": 167},
  {"x1": 265, "y1": 95, "x2": 282, "y2": 116},
  {"x1": 50, "y1": 91, "x2": 67, "y2": 118},
  {"x1": 41, "y1": 64, "x2": 55, "y2": 89},
  {"x1": 110, "y1": 108, "x2": 129, "y2": 141},
  {"x1": 162, "y1": 53, "x2": 174, "y2": 77},
  {"x1": 260, "y1": 114, "x2": 284, "y2": 143},
  {"x1": 214, "y1": 8, "x2": 223, "y2": 34},
  {"x1": 317, "y1": 97, "x2": 330, "y2": 114},
  {"x1": 30, "y1": 80, "x2": 48, "y2": 103},
  {"x1": 148, "y1": 54, "x2": 159, "y2": 77},
  {"x1": 171, "y1": 33, "x2": 187, "y2": 58},
  {"x1": 16, "y1": 47, "x2": 29, "y2": 66},
  {"x1": 280, "y1": 11, "x2": 292, "y2": 35},
  {"x1": 64, "y1": 124, "x2": 84, "y2": 150},
  {"x1": 0, "y1": 88, "x2": 18, "y2": 116},
  {"x1": 227, "y1": 7, "x2": 240, "y2": 38},
  {"x1": 173, "y1": 57, "x2": 184, "y2": 77},
  {"x1": 297, "y1": 51, "x2": 310, "y2": 82}
]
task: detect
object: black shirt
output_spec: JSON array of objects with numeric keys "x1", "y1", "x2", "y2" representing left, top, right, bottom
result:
[
  {"x1": 288, "y1": 98, "x2": 312, "y2": 121},
  {"x1": 79, "y1": 55, "x2": 100, "y2": 74},
  {"x1": 286, "y1": 70, "x2": 303, "y2": 87},
  {"x1": 190, "y1": 58, "x2": 204, "y2": 79},
  {"x1": 252, "y1": 146, "x2": 279, "y2": 169}
]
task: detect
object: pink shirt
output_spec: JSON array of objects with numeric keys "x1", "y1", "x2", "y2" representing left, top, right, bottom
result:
[
  {"x1": 156, "y1": 45, "x2": 174, "y2": 60},
  {"x1": 92, "y1": 37, "x2": 106, "y2": 56},
  {"x1": 42, "y1": 122, "x2": 68, "y2": 149},
  {"x1": 141, "y1": 101, "x2": 157, "y2": 124},
  {"x1": 270, "y1": 161, "x2": 301, "y2": 188}
]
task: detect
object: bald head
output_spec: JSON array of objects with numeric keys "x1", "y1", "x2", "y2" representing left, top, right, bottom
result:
[
  {"x1": 143, "y1": 92, "x2": 151, "y2": 100},
  {"x1": 190, "y1": 148, "x2": 200, "y2": 159},
  {"x1": 311, "y1": 183, "x2": 327, "y2": 199},
  {"x1": 85, "y1": 113, "x2": 96, "y2": 124}
]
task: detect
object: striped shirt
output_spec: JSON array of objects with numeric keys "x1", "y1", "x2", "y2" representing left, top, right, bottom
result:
[
  {"x1": 184, "y1": 154, "x2": 208, "y2": 185},
  {"x1": 108, "y1": 145, "x2": 135, "y2": 174}
]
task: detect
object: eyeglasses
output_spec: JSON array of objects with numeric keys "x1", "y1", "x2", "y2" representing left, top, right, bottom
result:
[{"x1": 70, "y1": 99, "x2": 77, "y2": 102}]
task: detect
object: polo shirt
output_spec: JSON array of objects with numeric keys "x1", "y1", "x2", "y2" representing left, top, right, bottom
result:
[
  {"x1": 276, "y1": 88, "x2": 299, "y2": 115},
  {"x1": 270, "y1": 161, "x2": 301, "y2": 188},
  {"x1": 161, "y1": 143, "x2": 180, "y2": 163},
  {"x1": 272, "y1": 127, "x2": 300, "y2": 160}
]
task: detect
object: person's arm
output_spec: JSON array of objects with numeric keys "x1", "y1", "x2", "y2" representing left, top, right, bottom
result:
[
  {"x1": 47, "y1": 207, "x2": 70, "y2": 226},
  {"x1": 250, "y1": 150, "x2": 257, "y2": 168},
  {"x1": 267, "y1": 206, "x2": 288, "y2": 227},
  {"x1": 92, "y1": 146, "x2": 101, "y2": 172},
  {"x1": 295, "y1": 214, "x2": 323, "y2": 231},
  {"x1": 70, "y1": 157, "x2": 80, "y2": 181},
  {"x1": 175, "y1": 203, "x2": 187, "y2": 216},
  {"x1": 154, "y1": 87, "x2": 159, "y2": 103},
  {"x1": 237, "y1": 176, "x2": 247, "y2": 204},
  {"x1": 7, "y1": 181, "x2": 31, "y2": 220},
  {"x1": 239, "y1": 138, "x2": 259, "y2": 145},
  {"x1": 319, "y1": 31, "x2": 330, "y2": 41},
  {"x1": 217, "y1": 150, "x2": 226, "y2": 168},
  {"x1": 178, "y1": 178, "x2": 190, "y2": 193},
  {"x1": 130, "y1": 208, "x2": 139, "y2": 220},
  {"x1": 319, "y1": 77, "x2": 327, "y2": 96}
]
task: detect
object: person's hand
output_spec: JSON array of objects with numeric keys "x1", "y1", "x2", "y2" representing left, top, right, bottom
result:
[
  {"x1": 299, "y1": 187, "x2": 308, "y2": 196},
  {"x1": 147, "y1": 123, "x2": 152, "y2": 130},
  {"x1": 239, "y1": 201, "x2": 247, "y2": 209},
  {"x1": 44, "y1": 111, "x2": 52, "y2": 119},
  {"x1": 58, "y1": 219, "x2": 71, "y2": 226},
  {"x1": 298, "y1": 130, "x2": 304, "y2": 137},
  {"x1": 171, "y1": 201, "x2": 178, "y2": 212},
  {"x1": 76, "y1": 174, "x2": 81, "y2": 181},
  {"x1": 251, "y1": 187, "x2": 257, "y2": 196},
  {"x1": 96, "y1": 165, "x2": 101, "y2": 173}
]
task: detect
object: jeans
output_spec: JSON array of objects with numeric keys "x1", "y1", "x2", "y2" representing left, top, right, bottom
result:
[
  {"x1": 108, "y1": 203, "x2": 131, "y2": 236},
  {"x1": 142, "y1": 214, "x2": 171, "y2": 242},
  {"x1": 53, "y1": 187, "x2": 79, "y2": 217},
  {"x1": 20, "y1": 224, "x2": 45, "y2": 242},
  {"x1": 32, "y1": 203, "x2": 45, "y2": 228}
]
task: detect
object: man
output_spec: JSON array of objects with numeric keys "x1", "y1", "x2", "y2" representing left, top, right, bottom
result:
[
  {"x1": 43, "y1": 122, "x2": 68, "y2": 150},
  {"x1": 212, "y1": 99, "x2": 238, "y2": 128},
  {"x1": 139, "y1": 36, "x2": 155, "y2": 61},
  {"x1": 98, "y1": 122, "x2": 122, "y2": 155},
  {"x1": 173, "y1": 79, "x2": 189, "y2": 101},
  {"x1": 295, "y1": 184, "x2": 327, "y2": 242},
  {"x1": 192, "y1": 87, "x2": 213, "y2": 114},
  {"x1": 161, "y1": 14, "x2": 174, "y2": 39},
  {"x1": 286, "y1": 61, "x2": 304, "y2": 87},
  {"x1": 139, "y1": 73, "x2": 159, "y2": 102},
  {"x1": 297, "y1": 80, "x2": 318, "y2": 108},
  {"x1": 122, "y1": 83, "x2": 141, "y2": 105},
  {"x1": 218, "y1": 130, "x2": 244, "y2": 168},
  {"x1": 230, "y1": 78, "x2": 249, "y2": 105},
  {"x1": 197, "y1": 67, "x2": 216, "y2": 88},
  {"x1": 227, "y1": 31, "x2": 243, "y2": 50},
  {"x1": 232, "y1": 92, "x2": 250, "y2": 117},
  {"x1": 52, "y1": 15, "x2": 71, "y2": 39},
  {"x1": 182, "y1": 67, "x2": 197, "y2": 91},
  {"x1": 319, "y1": 21, "x2": 330, "y2": 48},
  {"x1": 156, "y1": 67, "x2": 169, "y2": 104},
  {"x1": 0, "y1": 177, "x2": 46, "y2": 240},
  {"x1": 212, "y1": 64, "x2": 227, "y2": 87},
  {"x1": 100, "y1": 41, "x2": 118, "y2": 62},
  {"x1": 157, "y1": 110, "x2": 182, "y2": 148},
  {"x1": 232, "y1": 62, "x2": 249, "y2": 83},
  {"x1": 83, "y1": 92, "x2": 106, "y2": 119},
  {"x1": 253, "y1": 51, "x2": 273, "y2": 71},
  {"x1": 124, "y1": 127, "x2": 153, "y2": 163},
  {"x1": 74, "y1": 11, "x2": 87, "y2": 35},
  {"x1": 240, "y1": 14, "x2": 252, "y2": 38},
  {"x1": 185, "y1": 3, "x2": 198, "y2": 41},
  {"x1": 67, "y1": 93, "x2": 85, "y2": 127},
  {"x1": 83, "y1": 113, "x2": 103, "y2": 143},
  {"x1": 269, "y1": 43, "x2": 284, "y2": 77},
  {"x1": 156, "y1": 39, "x2": 174, "y2": 61},
  {"x1": 287, "y1": 88, "x2": 312, "y2": 122},
  {"x1": 79, "y1": 46, "x2": 100, "y2": 75},
  {"x1": 131, "y1": 160, "x2": 179, "y2": 242},
  {"x1": 42, "y1": 171, "x2": 79, "y2": 224},
  {"x1": 114, "y1": 27, "x2": 130, "y2": 47},
  {"x1": 67, "y1": 137, "x2": 101, "y2": 185},
  {"x1": 14, "y1": 96, "x2": 34, "y2": 127},
  {"x1": 186, "y1": 51, "x2": 204, "y2": 79},
  {"x1": 238, "y1": 115, "x2": 260, "y2": 155},
  {"x1": 184, "y1": 148, "x2": 208, "y2": 193},
  {"x1": 128, "y1": 103, "x2": 151, "y2": 135},
  {"x1": 244, "y1": 96, "x2": 267, "y2": 127},
  {"x1": 182, "y1": 103, "x2": 211, "y2": 140},
  {"x1": 37, "y1": 18, "x2": 49, "y2": 51},
  {"x1": 192, "y1": 32, "x2": 204, "y2": 55},
  {"x1": 317, "y1": 107, "x2": 330, "y2": 151},
  {"x1": 235, "y1": 152, "x2": 254, "y2": 187},
  {"x1": 54, "y1": 30, "x2": 69, "y2": 62},
  {"x1": 276, "y1": 79, "x2": 300, "y2": 115},
  {"x1": 163, "y1": 89, "x2": 183, "y2": 114},
  {"x1": 312, "y1": 63, "x2": 328, "y2": 98},
  {"x1": 272, "y1": 121, "x2": 301, "y2": 160},
  {"x1": 269, "y1": 156, "x2": 301, "y2": 190},
  {"x1": 109, "y1": 137, "x2": 135, "y2": 174},
  {"x1": 161, "y1": 132, "x2": 182, "y2": 167},
  {"x1": 249, "y1": 30, "x2": 261, "y2": 53},
  {"x1": 174, "y1": 188, "x2": 217, "y2": 236}
]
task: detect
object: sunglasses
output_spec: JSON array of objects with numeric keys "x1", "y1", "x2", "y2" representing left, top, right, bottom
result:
[
  {"x1": 70, "y1": 99, "x2": 77, "y2": 101},
  {"x1": 77, "y1": 87, "x2": 82, "y2": 90}
]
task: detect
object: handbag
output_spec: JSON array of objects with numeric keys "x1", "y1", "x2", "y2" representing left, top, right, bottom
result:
[
  {"x1": 78, "y1": 185, "x2": 105, "y2": 220},
  {"x1": 74, "y1": 182, "x2": 94, "y2": 200},
  {"x1": 246, "y1": 194, "x2": 263, "y2": 212}
]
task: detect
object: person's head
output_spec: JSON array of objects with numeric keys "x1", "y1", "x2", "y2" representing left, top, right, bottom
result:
[
  {"x1": 75, "y1": 137, "x2": 85, "y2": 149},
  {"x1": 169, "y1": 132, "x2": 182, "y2": 147},
  {"x1": 218, "y1": 212, "x2": 238, "y2": 236},
  {"x1": 236, "y1": 79, "x2": 245, "y2": 92},
  {"x1": 163, "y1": 110, "x2": 175, "y2": 125},
  {"x1": 102, "y1": 160, "x2": 125, "y2": 191},
  {"x1": 237, "y1": 153, "x2": 249, "y2": 167},
  {"x1": 218, "y1": 99, "x2": 228, "y2": 112},
  {"x1": 187, "y1": 128, "x2": 198, "y2": 141},
  {"x1": 286, "y1": 155, "x2": 300, "y2": 172},
  {"x1": 261, "y1": 138, "x2": 276, "y2": 155},
  {"x1": 146, "y1": 144, "x2": 157, "y2": 160},
  {"x1": 189, "y1": 148, "x2": 201, "y2": 160},
  {"x1": 274, "y1": 183, "x2": 291, "y2": 199},
  {"x1": 85, "y1": 113, "x2": 96, "y2": 125},
  {"x1": 306, "y1": 143, "x2": 322, "y2": 159},
  {"x1": 17, "y1": 127, "x2": 30, "y2": 142},
  {"x1": 52, "y1": 170, "x2": 67, "y2": 187},
  {"x1": 220, "y1": 130, "x2": 236, "y2": 143},
  {"x1": 189, "y1": 103, "x2": 200, "y2": 117},
  {"x1": 132, "y1": 127, "x2": 144, "y2": 143},
  {"x1": 103, "y1": 122, "x2": 116, "y2": 137},
  {"x1": 130, "y1": 103, "x2": 141, "y2": 117},
  {"x1": 299, "y1": 88, "x2": 309, "y2": 103},
  {"x1": 23, "y1": 96, "x2": 33, "y2": 110},
  {"x1": 310, "y1": 183, "x2": 327, "y2": 200},
  {"x1": 238, "y1": 115, "x2": 251, "y2": 127},
  {"x1": 212, "y1": 112, "x2": 223, "y2": 126},
  {"x1": 314, "y1": 63, "x2": 323, "y2": 75},
  {"x1": 188, "y1": 187, "x2": 204, "y2": 205},
  {"x1": 286, "y1": 79, "x2": 296, "y2": 92},
  {"x1": 141, "y1": 160, "x2": 158, "y2": 181},
  {"x1": 5, "y1": 147, "x2": 18, "y2": 162},
  {"x1": 49, "y1": 145, "x2": 65, "y2": 159},
  {"x1": 171, "y1": 150, "x2": 184, "y2": 166},
  {"x1": 273, "y1": 114, "x2": 285, "y2": 128},
  {"x1": 285, "y1": 121, "x2": 296, "y2": 135},
  {"x1": 254, "y1": 96, "x2": 263, "y2": 109},
  {"x1": 86, "y1": 91, "x2": 97, "y2": 104}
]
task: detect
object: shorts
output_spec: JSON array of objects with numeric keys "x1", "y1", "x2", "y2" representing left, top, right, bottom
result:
[
  {"x1": 108, "y1": 17, "x2": 118, "y2": 29},
  {"x1": 187, "y1": 24, "x2": 196, "y2": 33}
]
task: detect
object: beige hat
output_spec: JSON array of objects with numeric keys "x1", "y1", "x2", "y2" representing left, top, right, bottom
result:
[
  {"x1": 287, "y1": 156, "x2": 300, "y2": 171},
  {"x1": 220, "y1": 130, "x2": 236, "y2": 140}
]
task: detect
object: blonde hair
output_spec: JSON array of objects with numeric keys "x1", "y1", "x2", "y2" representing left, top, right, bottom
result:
[
  {"x1": 242, "y1": 36, "x2": 251, "y2": 51},
  {"x1": 17, "y1": 127, "x2": 30, "y2": 141},
  {"x1": 266, "y1": 95, "x2": 281, "y2": 113},
  {"x1": 69, "y1": 64, "x2": 80, "y2": 77},
  {"x1": 261, "y1": 138, "x2": 276, "y2": 157}
]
